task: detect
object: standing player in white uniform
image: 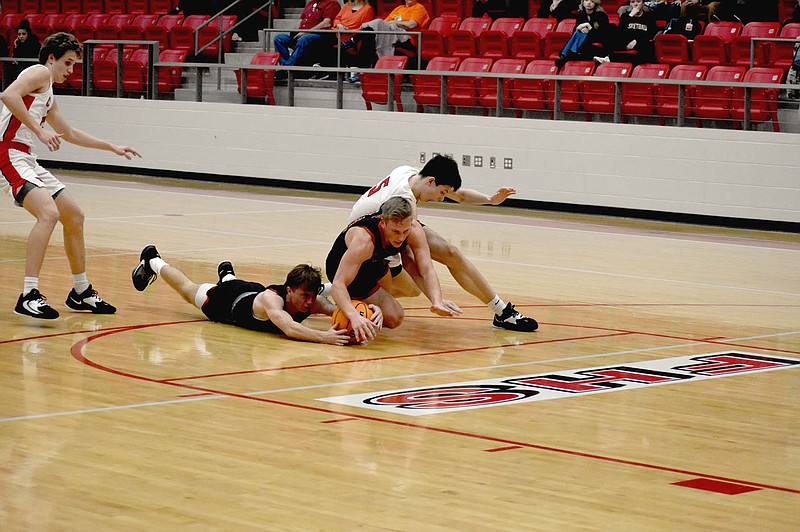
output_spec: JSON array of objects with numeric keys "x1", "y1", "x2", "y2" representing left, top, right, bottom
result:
[
  {"x1": 344, "y1": 154, "x2": 538, "y2": 332},
  {"x1": 0, "y1": 33, "x2": 141, "y2": 319}
]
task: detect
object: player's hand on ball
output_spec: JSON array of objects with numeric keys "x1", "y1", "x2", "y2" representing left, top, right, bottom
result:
[
  {"x1": 324, "y1": 327, "x2": 351, "y2": 346},
  {"x1": 369, "y1": 304, "x2": 383, "y2": 330},
  {"x1": 351, "y1": 313, "x2": 377, "y2": 343}
]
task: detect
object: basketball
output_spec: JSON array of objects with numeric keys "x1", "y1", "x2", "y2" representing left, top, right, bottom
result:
[{"x1": 331, "y1": 300, "x2": 373, "y2": 344}]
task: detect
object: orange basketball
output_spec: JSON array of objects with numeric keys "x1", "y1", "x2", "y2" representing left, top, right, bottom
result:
[{"x1": 331, "y1": 300, "x2": 373, "y2": 344}]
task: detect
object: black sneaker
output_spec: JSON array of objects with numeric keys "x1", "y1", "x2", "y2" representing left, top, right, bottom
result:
[
  {"x1": 132, "y1": 245, "x2": 160, "y2": 291},
  {"x1": 217, "y1": 261, "x2": 235, "y2": 284},
  {"x1": 493, "y1": 302, "x2": 538, "y2": 332},
  {"x1": 14, "y1": 289, "x2": 59, "y2": 319},
  {"x1": 65, "y1": 285, "x2": 117, "y2": 314}
]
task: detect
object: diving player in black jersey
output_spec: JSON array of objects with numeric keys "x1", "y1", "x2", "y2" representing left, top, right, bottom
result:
[{"x1": 132, "y1": 245, "x2": 372, "y2": 345}]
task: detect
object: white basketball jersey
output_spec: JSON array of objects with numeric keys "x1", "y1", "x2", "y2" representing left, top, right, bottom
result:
[
  {"x1": 347, "y1": 165, "x2": 418, "y2": 224},
  {"x1": 0, "y1": 65, "x2": 54, "y2": 149}
]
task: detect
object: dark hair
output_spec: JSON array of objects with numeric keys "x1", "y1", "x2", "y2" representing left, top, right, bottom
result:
[
  {"x1": 380, "y1": 196, "x2": 413, "y2": 222},
  {"x1": 285, "y1": 264, "x2": 322, "y2": 294},
  {"x1": 17, "y1": 20, "x2": 32, "y2": 33},
  {"x1": 419, "y1": 154, "x2": 461, "y2": 191},
  {"x1": 39, "y1": 32, "x2": 82, "y2": 64}
]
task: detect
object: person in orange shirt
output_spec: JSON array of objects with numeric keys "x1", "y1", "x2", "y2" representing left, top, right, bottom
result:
[
  {"x1": 341, "y1": 0, "x2": 430, "y2": 73},
  {"x1": 333, "y1": 0, "x2": 377, "y2": 41}
]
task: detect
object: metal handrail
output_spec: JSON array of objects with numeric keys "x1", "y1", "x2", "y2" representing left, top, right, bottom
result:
[{"x1": 194, "y1": 0, "x2": 276, "y2": 61}]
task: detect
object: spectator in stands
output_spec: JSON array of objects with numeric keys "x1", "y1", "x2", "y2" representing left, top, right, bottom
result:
[
  {"x1": 618, "y1": 1, "x2": 679, "y2": 23},
  {"x1": 9, "y1": 21, "x2": 41, "y2": 82},
  {"x1": 340, "y1": 0, "x2": 430, "y2": 74},
  {"x1": 793, "y1": 0, "x2": 800, "y2": 22},
  {"x1": 472, "y1": 0, "x2": 509, "y2": 20},
  {"x1": 273, "y1": 0, "x2": 341, "y2": 71},
  {"x1": 556, "y1": 0, "x2": 611, "y2": 67},
  {"x1": 602, "y1": 0, "x2": 658, "y2": 64},
  {"x1": 538, "y1": 0, "x2": 580, "y2": 22},
  {"x1": 331, "y1": 0, "x2": 377, "y2": 65},
  {"x1": 679, "y1": 0, "x2": 721, "y2": 23}
]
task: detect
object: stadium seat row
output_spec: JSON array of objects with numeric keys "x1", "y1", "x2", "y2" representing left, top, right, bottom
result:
[{"x1": 1, "y1": 0, "x2": 177, "y2": 15}]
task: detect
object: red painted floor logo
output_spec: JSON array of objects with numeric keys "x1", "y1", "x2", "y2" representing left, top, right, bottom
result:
[{"x1": 319, "y1": 352, "x2": 800, "y2": 416}]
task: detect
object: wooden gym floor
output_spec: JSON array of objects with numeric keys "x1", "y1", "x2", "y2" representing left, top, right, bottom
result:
[{"x1": 1, "y1": 171, "x2": 798, "y2": 530}]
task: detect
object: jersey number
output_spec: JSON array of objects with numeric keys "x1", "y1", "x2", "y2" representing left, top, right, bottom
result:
[{"x1": 367, "y1": 176, "x2": 391, "y2": 197}]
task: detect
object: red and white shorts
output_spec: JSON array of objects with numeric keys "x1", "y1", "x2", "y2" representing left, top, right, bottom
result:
[{"x1": 0, "y1": 142, "x2": 65, "y2": 207}]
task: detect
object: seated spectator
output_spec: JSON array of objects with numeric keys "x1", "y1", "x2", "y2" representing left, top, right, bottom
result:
[
  {"x1": 619, "y1": 1, "x2": 679, "y2": 22},
  {"x1": 602, "y1": 0, "x2": 658, "y2": 64},
  {"x1": 8, "y1": 21, "x2": 40, "y2": 82},
  {"x1": 330, "y1": 0, "x2": 376, "y2": 65},
  {"x1": 273, "y1": 0, "x2": 340, "y2": 70},
  {"x1": 472, "y1": 0, "x2": 509, "y2": 20},
  {"x1": 680, "y1": 0, "x2": 721, "y2": 23},
  {"x1": 556, "y1": 0, "x2": 612, "y2": 67},
  {"x1": 340, "y1": 0, "x2": 430, "y2": 71},
  {"x1": 793, "y1": 0, "x2": 800, "y2": 22},
  {"x1": 538, "y1": 0, "x2": 580, "y2": 22}
]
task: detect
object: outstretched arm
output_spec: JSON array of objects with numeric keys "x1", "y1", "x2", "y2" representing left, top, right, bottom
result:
[
  {"x1": 446, "y1": 187, "x2": 516, "y2": 205},
  {"x1": 407, "y1": 224, "x2": 461, "y2": 317},
  {"x1": 45, "y1": 100, "x2": 142, "y2": 159},
  {"x1": 256, "y1": 290, "x2": 349, "y2": 345}
]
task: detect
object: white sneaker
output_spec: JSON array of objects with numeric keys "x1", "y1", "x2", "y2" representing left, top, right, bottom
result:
[{"x1": 593, "y1": 56, "x2": 611, "y2": 64}]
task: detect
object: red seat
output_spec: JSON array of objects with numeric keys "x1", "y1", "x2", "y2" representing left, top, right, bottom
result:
[
  {"x1": 22, "y1": 13, "x2": 47, "y2": 41},
  {"x1": 234, "y1": 51, "x2": 280, "y2": 103},
  {"x1": 197, "y1": 15, "x2": 238, "y2": 58},
  {"x1": 509, "y1": 59, "x2": 559, "y2": 113},
  {"x1": 620, "y1": 62, "x2": 670, "y2": 120},
  {"x1": 656, "y1": 63, "x2": 708, "y2": 119},
  {"x1": 93, "y1": 47, "x2": 135, "y2": 93},
  {"x1": 543, "y1": 30, "x2": 571, "y2": 60},
  {"x1": 763, "y1": 23, "x2": 800, "y2": 69},
  {"x1": 446, "y1": 17, "x2": 492, "y2": 58},
  {"x1": 478, "y1": 58, "x2": 526, "y2": 110},
  {"x1": 120, "y1": 14, "x2": 159, "y2": 41},
  {"x1": 145, "y1": 14, "x2": 184, "y2": 51},
  {"x1": 412, "y1": 55, "x2": 461, "y2": 112},
  {"x1": 127, "y1": 0, "x2": 151, "y2": 13},
  {"x1": 692, "y1": 35, "x2": 728, "y2": 66},
  {"x1": 96, "y1": 14, "x2": 134, "y2": 41},
  {"x1": 447, "y1": 56, "x2": 493, "y2": 112},
  {"x1": 582, "y1": 61, "x2": 633, "y2": 117},
  {"x1": 18, "y1": 0, "x2": 39, "y2": 12},
  {"x1": 523, "y1": 17, "x2": 557, "y2": 38},
  {"x1": 60, "y1": 0, "x2": 82, "y2": 13},
  {"x1": 157, "y1": 49, "x2": 188, "y2": 94},
  {"x1": 704, "y1": 20, "x2": 742, "y2": 42},
  {"x1": 122, "y1": 48, "x2": 151, "y2": 93},
  {"x1": 83, "y1": 0, "x2": 104, "y2": 13},
  {"x1": 435, "y1": 0, "x2": 466, "y2": 18},
  {"x1": 39, "y1": 13, "x2": 65, "y2": 40},
  {"x1": 360, "y1": 55, "x2": 408, "y2": 111},
  {"x1": 693, "y1": 65, "x2": 746, "y2": 123},
  {"x1": 151, "y1": 0, "x2": 178, "y2": 14},
  {"x1": 478, "y1": 17, "x2": 524, "y2": 58},
  {"x1": 39, "y1": 0, "x2": 60, "y2": 13},
  {"x1": 729, "y1": 22, "x2": 780, "y2": 67},
  {"x1": 420, "y1": 16, "x2": 460, "y2": 63},
  {"x1": 654, "y1": 34, "x2": 690, "y2": 66},
  {"x1": 555, "y1": 18, "x2": 575, "y2": 33},
  {"x1": 730, "y1": 67, "x2": 784, "y2": 131},
  {"x1": 105, "y1": 0, "x2": 128, "y2": 14},
  {"x1": 510, "y1": 29, "x2": 543, "y2": 60},
  {"x1": 170, "y1": 15, "x2": 209, "y2": 53},
  {"x1": 52, "y1": 13, "x2": 87, "y2": 34},
  {"x1": 557, "y1": 60, "x2": 595, "y2": 113}
]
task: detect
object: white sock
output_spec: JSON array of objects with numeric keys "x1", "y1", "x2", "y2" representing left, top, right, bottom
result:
[
  {"x1": 23, "y1": 277, "x2": 39, "y2": 296},
  {"x1": 73, "y1": 272, "x2": 90, "y2": 294},
  {"x1": 150, "y1": 257, "x2": 168, "y2": 275},
  {"x1": 488, "y1": 294, "x2": 506, "y2": 315},
  {"x1": 319, "y1": 282, "x2": 332, "y2": 297},
  {"x1": 221, "y1": 273, "x2": 236, "y2": 283}
]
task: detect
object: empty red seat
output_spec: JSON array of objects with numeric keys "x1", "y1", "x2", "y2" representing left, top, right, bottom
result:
[
  {"x1": 447, "y1": 56, "x2": 493, "y2": 111},
  {"x1": 197, "y1": 15, "x2": 238, "y2": 58},
  {"x1": 478, "y1": 17, "x2": 524, "y2": 58},
  {"x1": 96, "y1": 14, "x2": 134, "y2": 41},
  {"x1": 446, "y1": 17, "x2": 492, "y2": 58},
  {"x1": 360, "y1": 55, "x2": 408, "y2": 111},
  {"x1": 39, "y1": 0, "x2": 60, "y2": 13},
  {"x1": 654, "y1": 34, "x2": 690, "y2": 66},
  {"x1": 478, "y1": 58, "x2": 526, "y2": 110},
  {"x1": 127, "y1": 0, "x2": 151, "y2": 13},
  {"x1": 412, "y1": 55, "x2": 461, "y2": 112},
  {"x1": 170, "y1": 15, "x2": 209, "y2": 53},
  {"x1": 235, "y1": 51, "x2": 280, "y2": 104},
  {"x1": 523, "y1": 17, "x2": 557, "y2": 38},
  {"x1": 157, "y1": 48, "x2": 188, "y2": 94},
  {"x1": 105, "y1": 0, "x2": 128, "y2": 14},
  {"x1": 557, "y1": 60, "x2": 595, "y2": 113},
  {"x1": 730, "y1": 67, "x2": 784, "y2": 131},
  {"x1": 60, "y1": 0, "x2": 82, "y2": 13},
  {"x1": 763, "y1": 23, "x2": 800, "y2": 69},
  {"x1": 435, "y1": 0, "x2": 466, "y2": 18},
  {"x1": 693, "y1": 65, "x2": 746, "y2": 123},
  {"x1": 692, "y1": 35, "x2": 728, "y2": 66},
  {"x1": 656, "y1": 63, "x2": 708, "y2": 120},
  {"x1": 420, "y1": 15, "x2": 460, "y2": 63},
  {"x1": 729, "y1": 22, "x2": 780, "y2": 67},
  {"x1": 120, "y1": 14, "x2": 159, "y2": 41},
  {"x1": 620, "y1": 62, "x2": 670, "y2": 120},
  {"x1": 122, "y1": 48, "x2": 151, "y2": 93},
  {"x1": 509, "y1": 59, "x2": 559, "y2": 113},
  {"x1": 582, "y1": 61, "x2": 633, "y2": 117}
]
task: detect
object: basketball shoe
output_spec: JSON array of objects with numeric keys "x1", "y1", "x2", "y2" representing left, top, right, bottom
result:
[
  {"x1": 15, "y1": 289, "x2": 59, "y2": 319},
  {"x1": 493, "y1": 303, "x2": 538, "y2": 332},
  {"x1": 217, "y1": 261, "x2": 236, "y2": 283},
  {"x1": 65, "y1": 285, "x2": 117, "y2": 314},
  {"x1": 132, "y1": 245, "x2": 160, "y2": 291}
]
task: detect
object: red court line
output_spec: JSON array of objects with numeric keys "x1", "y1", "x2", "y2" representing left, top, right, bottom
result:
[{"x1": 68, "y1": 325, "x2": 800, "y2": 496}]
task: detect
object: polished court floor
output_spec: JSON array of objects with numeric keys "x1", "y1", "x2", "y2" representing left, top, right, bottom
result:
[{"x1": 1, "y1": 171, "x2": 799, "y2": 530}]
